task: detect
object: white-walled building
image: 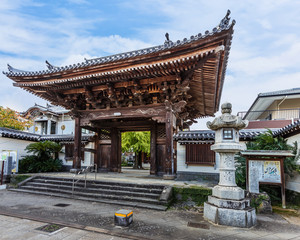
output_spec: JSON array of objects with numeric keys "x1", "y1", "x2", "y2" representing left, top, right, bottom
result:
[{"x1": 0, "y1": 104, "x2": 95, "y2": 172}]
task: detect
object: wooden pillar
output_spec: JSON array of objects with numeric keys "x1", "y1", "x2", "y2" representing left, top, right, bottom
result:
[
  {"x1": 164, "y1": 101, "x2": 175, "y2": 179},
  {"x1": 280, "y1": 158, "x2": 286, "y2": 208},
  {"x1": 94, "y1": 130, "x2": 99, "y2": 172},
  {"x1": 110, "y1": 128, "x2": 120, "y2": 172},
  {"x1": 72, "y1": 116, "x2": 82, "y2": 170},
  {"x1": 150, "y1": 123, "x2": 157, "y2": 175}
]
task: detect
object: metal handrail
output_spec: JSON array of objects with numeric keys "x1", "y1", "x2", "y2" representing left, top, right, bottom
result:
[{"x1": 72, "y1": 164, "x2": 97, "y2": 195}]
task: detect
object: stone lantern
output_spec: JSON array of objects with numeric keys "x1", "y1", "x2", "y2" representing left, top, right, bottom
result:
[{"x1": 203, "y1": 102, "x2": 256, "y2": 228}]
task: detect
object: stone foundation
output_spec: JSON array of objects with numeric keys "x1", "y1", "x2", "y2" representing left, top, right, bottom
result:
[
  {"x1": 204, "y1": 202, "x2": 256, "y2": 228},
  {"x1": 176, "y1": 171, "x2": 219, "y2": 183}
]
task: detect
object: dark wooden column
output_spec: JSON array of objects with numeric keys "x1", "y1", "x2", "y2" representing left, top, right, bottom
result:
[
  {"x1": 164, "y1": 101, "x2": 175, "y2": 179},
  {"x1": 94, "y1": 130, "x2": 99, "y2": 172},
  {"x1": 110, "y1": 128, "x2": 120, "y2": 172},
  {"x1": 150, "y1": 123, "x2": 157, "y2": 175},
  {"x1": 72, "y1": 116, "x2": 82, "y2": 170}
]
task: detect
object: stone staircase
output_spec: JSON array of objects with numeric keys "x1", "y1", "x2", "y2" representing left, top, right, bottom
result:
[{"x1": 10, "y1": 176, "x2": 171, "y2": 211}]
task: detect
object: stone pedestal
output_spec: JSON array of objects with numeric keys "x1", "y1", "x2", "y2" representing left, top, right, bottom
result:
[{"x1": 203, "y1": 102, "x2": 256, "y2": 228}]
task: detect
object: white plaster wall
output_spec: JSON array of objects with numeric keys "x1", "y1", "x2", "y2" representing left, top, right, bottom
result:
[
  {"x1": 0, "y1": 137, "x2": 35, "y2": 160},
  {"x1": 57, "y1": 116, "x2": 74, "y2": 135},
  {"x1": 286, "y1": 174, "x2": 300, "y2": 193},
  {"x1": 285, "y1": 133, "x2": 300, "y2": 192},
  {"x1": 176, "y1": 143, "x2": 220, "y2": 174},
  {"x1": 286, "y1": 133, "x2": 300, "y2": 164},
  {"x1": 83, "y1": 142, "x2": 95, "y2": 167}
]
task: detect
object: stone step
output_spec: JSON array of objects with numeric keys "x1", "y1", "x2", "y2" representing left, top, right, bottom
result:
[
  {"x1": 9, "y1": 188, "x2": 167, "y2": 211},
  {"x1": 31, "y1": 179, "x2": 163, "y2": 194},
  {"x1": 18, "y1": 185, "x2": 165, "y2": 206},
  {"x1": 25, "y1": 182, "x2": 161, "y2": 199},
  {"x1": 15, "y1": 176, "x2": 170, "y2": 210},
  {"x1": 34, "y1": 176, "x2": 165, "y2": 190}
]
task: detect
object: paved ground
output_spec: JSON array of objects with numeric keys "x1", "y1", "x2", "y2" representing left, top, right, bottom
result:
[
  {"x1": 0, "y1": 189, "x2": 300, "y2": 240},
  {"x1": 0, "y1": 215, "x2": 129, "y2": 240}
]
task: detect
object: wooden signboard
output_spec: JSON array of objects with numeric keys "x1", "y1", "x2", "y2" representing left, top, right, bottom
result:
[{"x1": 241, "y1": 150, "x2": 294, "y2": 209}]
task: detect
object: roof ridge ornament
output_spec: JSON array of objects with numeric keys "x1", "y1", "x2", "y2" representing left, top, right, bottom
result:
[
  {"x1": 7, "y1": 64, "x2": 28, "y2": 73},
  {"x1": 165, "y1": 32, "x2": 172, "y2": 42},
  {"x1": 46, "y1": 60, "x2": 58, "y2": 70},
  {"x1": 217, "y1": 9, "x2": 234, "y2": 30}
]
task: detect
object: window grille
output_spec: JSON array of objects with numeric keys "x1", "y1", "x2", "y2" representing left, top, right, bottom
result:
[{"x1": 186, "y1": 144, "x2": 215, "y2": 165}]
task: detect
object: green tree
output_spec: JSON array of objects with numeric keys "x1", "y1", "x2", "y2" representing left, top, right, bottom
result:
[
  {"x1": 19, "y1": 141, "x2": 63, "y2": 173},
  {"x1": 0, "y1": 106, "x2": 32, "y2": 130},
  {"x1": 25, "y1": 141, "x2": 62, "y2": 161},
  {"x1": 121, "y1": 131, "x2": 150, "y2": 168}
]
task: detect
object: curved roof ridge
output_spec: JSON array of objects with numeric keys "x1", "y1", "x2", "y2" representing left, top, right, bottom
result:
[
  {"x1": 0, "y1": 127, "x2": 41, "y2": 141},
  {"x1": 3, "y1": 10, "x2": 235, "y2": 78}
]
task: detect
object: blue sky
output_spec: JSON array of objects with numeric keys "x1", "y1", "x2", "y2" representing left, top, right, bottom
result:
[{"x1": 1, "y1": 0, "x2": 300, "y2": 129}]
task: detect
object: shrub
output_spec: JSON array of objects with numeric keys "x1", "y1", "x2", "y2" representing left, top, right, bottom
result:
[
  {"x1": 172, "y1": 186, "x2": 212, "y2": 206},
  {"x1": 19, "y1": 155, "x2": 62, "y2": 173},
  {"x1": 19, "y1": 141, "x2": 63, "y2": 173}
]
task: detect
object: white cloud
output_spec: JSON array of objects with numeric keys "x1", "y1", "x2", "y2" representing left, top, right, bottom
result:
[
  {"x1": 0, "y1": 0, "x2": 299, "y2": 126},
  {"x1": 67, "y1": 0, "x2": 89, "y2": 4}
]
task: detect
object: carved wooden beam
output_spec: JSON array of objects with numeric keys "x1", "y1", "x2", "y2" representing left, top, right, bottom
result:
[{"x1": 79, "y1": 104, "x2": 166, "y2": 126}]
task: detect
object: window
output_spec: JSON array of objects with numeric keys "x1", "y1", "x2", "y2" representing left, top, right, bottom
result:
[
  {"x1": 64, "y1": 144, "x2": 85, "y2": 161},
  {"x1": 50, "y1": 121, "x2": 56, "y2": 134},
  {"x1": 223, "y1": 129, "x2": 233, "y2": 139},
  {"x1": 186, "y1": 144, "x2": 215, "y2": 165},
  {"x1": 65, "y1": 144, "x2": 74, "y2": 160}
]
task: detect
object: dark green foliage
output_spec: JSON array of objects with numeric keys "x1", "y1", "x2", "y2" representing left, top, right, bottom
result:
[
  {"x1": 285, "y1": 190, "x2": 300, "y2": 207},
  {"x1": 260, "y1": 185, "x2": 282, "y2": 203},
  {"x1": 19, "y1": 155, "x2": 62, "y2": 173},
  {"x1": 250, "y1": 193, "x2": 269, "y2": 210},
  {"x1": 19, "y1": 141, "x2": 63, "y2": 173},
  {"x1": 25, "y1": 141, "x2": 62, "y2": 161},
  {"x1": 235, "y1": 154, "x2": 247, "y2": 189},
  {"x1": 172, "y1": 186, "x2": 212, "y2": 206}
]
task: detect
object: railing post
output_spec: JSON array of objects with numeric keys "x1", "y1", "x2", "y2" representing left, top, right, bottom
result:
[
  {"x1": 72, "y1": 175, "x2": 75, "y2": 196},
  {"x1": 84, "y1": 170, "x2": 87, "y2": 188}
]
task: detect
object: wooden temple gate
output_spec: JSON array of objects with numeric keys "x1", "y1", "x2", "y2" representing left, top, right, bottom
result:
[{"x1": 4, "y1": 11, "x2": 235, "y2": 177}]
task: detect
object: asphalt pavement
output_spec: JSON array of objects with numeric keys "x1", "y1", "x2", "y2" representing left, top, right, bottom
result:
[{"x1": 0, "y1": 189, "x2": 300, "y2": 240}]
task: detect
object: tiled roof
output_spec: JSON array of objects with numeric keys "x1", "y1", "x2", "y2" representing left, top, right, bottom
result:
[
  {"x1": 258, "y1": 88, "x2": 300, "y2": 97},
  {"x1": 0, "y1": 127, "x2": 40, "y2": 141},
  {"x1": 274, "y1": 119, "x2": 300, "y2": 137},
  {"x1": 174, "y1": 129, "x2": 269, "y2": 142},
  {"x1": 3, "y1": 10, "x2": 235, "y2": 78},
  {"x1": 21, "y1": 103, "x2": 69, "y2": 116},
  {"x1": 0, "y1": 127, "x2": 94, "y2": 142},
  {"x1": 40, "y1": 134, "x2": 94, "y2": 142}
]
